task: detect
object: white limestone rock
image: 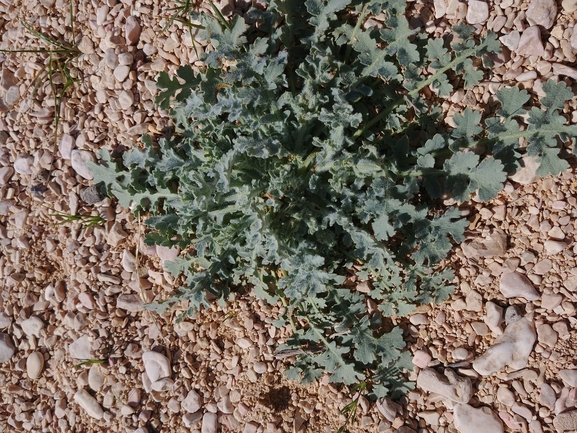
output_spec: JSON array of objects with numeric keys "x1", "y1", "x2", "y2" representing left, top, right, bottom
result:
[
  {"x1": 74, "y1": 389, "x2": 104, "y2": 420},
  {"x1": 21, "y1": 316, "x2": 45, "y2": 338},
  {"x1": 70, "y1": 150, "x2": 95, "y2": 180},
  {"x1": 499, "y1": 271, "x2": 540, "y2": 300},
  {"x1": 461, "y1": 230, "x2": 507, "y2": 258},
  {"x1": 515, "y1": 26, "x2": 546, "y2": 57},
  {"x1": 416, "y1": 368, "x2": 473, "y2": 403},
  {"x1": 484, "y1": 301, "x2": 504, "y2": 334},
  {"x1": 526, "y1": 0, "x2": 557, "y2": 29},
  {"x1": 559, "y1": 370, "x2": 577, "y2": 387},
  {"x1": 69, "y1": 335, "x2": 92, "y2": 359},
  {"x1": 201, "y1": 412, "x2": 218, "y2": 433},
  {"x1": 26, "y1": 351, "x2": 44, "y2": 379},
  {"x1": 0, "y1": 333, "x2": 16, "y2": 363},
  {"x1": 499, "y1": 31, "x2": 520, "y2": 51},
  {"x1": 182, "y1": 390, "x2": 203, "y2": 413},
  {"x1": 472, "y1": 316, "x2": 536, "y2": 376},
  {"x1": 142, "y1": 351, "x2": 171, "y2": 383},
  {"x1": 466, "y1": 0, "x2": 489, "y2": 23},
  {"x1": 88, "y1": 364, "x2": 105, "y2": 392},
  {"x1": 454, "y1": 404, "x2": 503, "y2": 433}
]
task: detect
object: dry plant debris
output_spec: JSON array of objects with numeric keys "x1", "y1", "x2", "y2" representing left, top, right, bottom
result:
[{"x1": 0, "y1": 0, "x2": 577, "y2": 432}]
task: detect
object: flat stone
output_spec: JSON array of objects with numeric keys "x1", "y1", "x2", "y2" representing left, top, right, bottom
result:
[
  {"x1": 552, "y1": 63, "x2": 577, "y2": 80},
  {"x1": 572, "y1": 24, "x2": 577, "y2": 50},
  {"x1": 510, "y1": 155, "x2": 540, "y2": 184},
  {"x1": 472, "y1": 317, "x2": 536, "y2": 375},
  {"x1": 107, "y1": 222, "x2": 128, "y2": 247},
  {"x1": 533, "y1": 259, "x2": 552, "y2": 275},
  {"x1": 125, "y1": 16, "x2": 141, "y2": 45},
  {"x1": 541, "y1": 293, "x2": 563, "y2": 310},
  {"x1": 26, "y1": 351, "x2": 44, "y2": 379},
  {"x1": 118, "y1": 90, "x2": 134, "y2": 110},
  {"x1": 499, "y1": 411, "x2": 522, "y2": 430},
  {"x1": 201, "y1": 412, "x2": 218, "y2": 433},
  {"x1": 88, "y1": 364, "x2": 105, "y2": 391},
  {"x1": 80, "y1": 186, "x2": 103, "y2": 204},
  {"x1": 453, "y1": 404, "x2": 503, "y2": 433},
  {"x1": 0, "y1": 68, "x2": 17, "y2": 91},
  {"x1": 537, "y1": 323, "x2": 558, "y2": 347},
  {"x1": 142, "y1": 351, "x2": 171, "y2": 383},
  {"x1": 0, "y1": 333, "x2": 16, "y2": 363},
  {"x1": 253, "y1": 362, "x2": 267, "y2": 374},
  {"x1": 113, "y1": 65, "x2": 130, "y2": 82},
  {"x1": 465, "y1": 290, "x2": 483, "y2": 311},
  {"x1": 409, "y1": 314, "x2": 429, "y2": 326},
  {"x1": 182, "y1": 390, "x2": 203, "y2": 413},
  {"x1": 434, "y1": 0, "x2": 447, "y2": 17},
  {"x1": 516, "y1": 71, "x2": 537, "y2": 82},
  {"x1": 156, "y1": 245, "x2": 180, "y2": 263},
  {"x1": 0, "y1": 166, "x2": 14, "y2": 185},
  {"x1": 544, "y1": 240, "x2": 566, "y2": 255},
  {"x1": 104, "y1": 48, "x2": 118, "y2": 69},
  {"x1": 59, "y1": 134, "x2": 75, "y2": 159},
  {"x1": 71, "y1": 150, "x2": 95, "y2": 180},
  {"x1": 462, "y1": 230, "x2": 507, "y2": 258},
  {"x1": 496, "y1": 386, "x2": 515, "y2": 406},
  {"x1": 377, "y1": 398, "x2": 401, "y2": 422},
  {"x1": 78, "y1": 36, "x2": 94, "y2": 54},
  {"x1": 69, "y1": 335, "x2": 92, "y2": 359},
  {"x1": 21, "y1": 316, "x2": 44, "y2": 338},
  {"x1": 0, "y1": 313, "x2": 12, "y2": 330},
  {"x1": 471, "y1": 322, "x2": 489, "y2": 336},
  {"x1": 512, "y1": 402, "x2": 533, "y2": 421},
  {"x1": 564, "y1": 0, "x2": 577, "y2": 12},
  {"x1": 96, "y1": 4, "x2": 109, "y2": 24},
  {"x1": 539, "y1": 383, "x2": 557, "y2": 409},
  {"x1": 116, "y1": 294, "x2": 143, "y2": 312},
  {"x1": 515, "y1": 26, "x2": 546, "y2": 57},
  {"x1": 118, "y1": 53, "x2": 134, "y2": 66},
  {"x1": 452, "y1": 348, "x2": 470, "y2": 361},
  {"x1": 560, "y1": 370, "x2": 577, "y2": 387},
  {"x1": 183, "y1": 411, "x2": 203, "y2": 427},
  {"x1": 504, "y1": 305, "x2": 523, "y2": 325},
  {"x1": 526, "y1": 0, "x2": 557, "y2": 29},
  {"x1": 499, "y1": 272, "x2": 540, "y2": 300},
  {"x1": 412, "y1": 350, "x2": 432, "y2": 369},
  {"x1": 121, "y1": 250, "x2": 137, "y2": 272},
  {"x1": 483, "y1": 301, "x2": 503, "y2": 334},
  {"x1": 74, "y1": 389, "x2": 104, "y2": 420},
  {"x1": 466, "y1": 0, "x2": 489, "y2": 23},
  {"x1": 499, "y1": 31, "x2": 520, "y2": 51},
  {"x1": 217, "y1": 395, "x2": 234, "y2": 414},
  {"x1": 14, "y1": 155, "x2": 34, "y2": 175},
  {"x1": 554, "y1": 409, "x2": 577, "y2": 431},
  {"x1": 416, "y1": 368, "x2": 473, "y2": 403}
]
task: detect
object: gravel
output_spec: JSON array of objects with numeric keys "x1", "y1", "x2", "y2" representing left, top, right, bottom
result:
[{"x1": 0, "y1": 0, "x2": 576, "y2": 431}]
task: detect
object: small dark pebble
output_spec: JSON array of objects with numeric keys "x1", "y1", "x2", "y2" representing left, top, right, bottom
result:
[
  {"x1": 80, "y1": 186, "x2": 103, "y2": 204},
  {"x1": 30, "y1": 184, "x2": 47, "y2": 196}
]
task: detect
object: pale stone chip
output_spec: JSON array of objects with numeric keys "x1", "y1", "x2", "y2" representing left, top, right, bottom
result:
[
  {"x1": 526, "y1": 0, "x2": 557, "y2": 29},
  {"x1": 466, "y1": 0, "x2": 489, "y2": 23},
  {"x1": 0, "y1": 333, "x2": 15, "y2": 363},
  {"x1": 74, "y1": 389, "x2": 104, "y2": 420},
  {"x1": 453, "y1": 404, "x2": 503, "y2": 433},
  {"x1": 473, "y1": 316, "x2": 536, "y2": 375},
  {"x1": 70, "y1": 150, "x2": 96, "y2": 180},
  {"x1": 515, "y1": 27, "x2": 546, "y2": 57}
]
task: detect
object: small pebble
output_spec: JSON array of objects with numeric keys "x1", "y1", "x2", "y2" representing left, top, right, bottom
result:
[{"x1": 26, "y1": 351, "x2": 44, "y2": 379}]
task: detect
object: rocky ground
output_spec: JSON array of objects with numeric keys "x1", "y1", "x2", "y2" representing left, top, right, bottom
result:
[{"x1": 1, "y1": 0, "x2": 577, "y2": 432}]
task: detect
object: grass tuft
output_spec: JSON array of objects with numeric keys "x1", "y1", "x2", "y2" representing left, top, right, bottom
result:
[{"x1": 0, "y1": 1, "x2": 80, "y2": 150}]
